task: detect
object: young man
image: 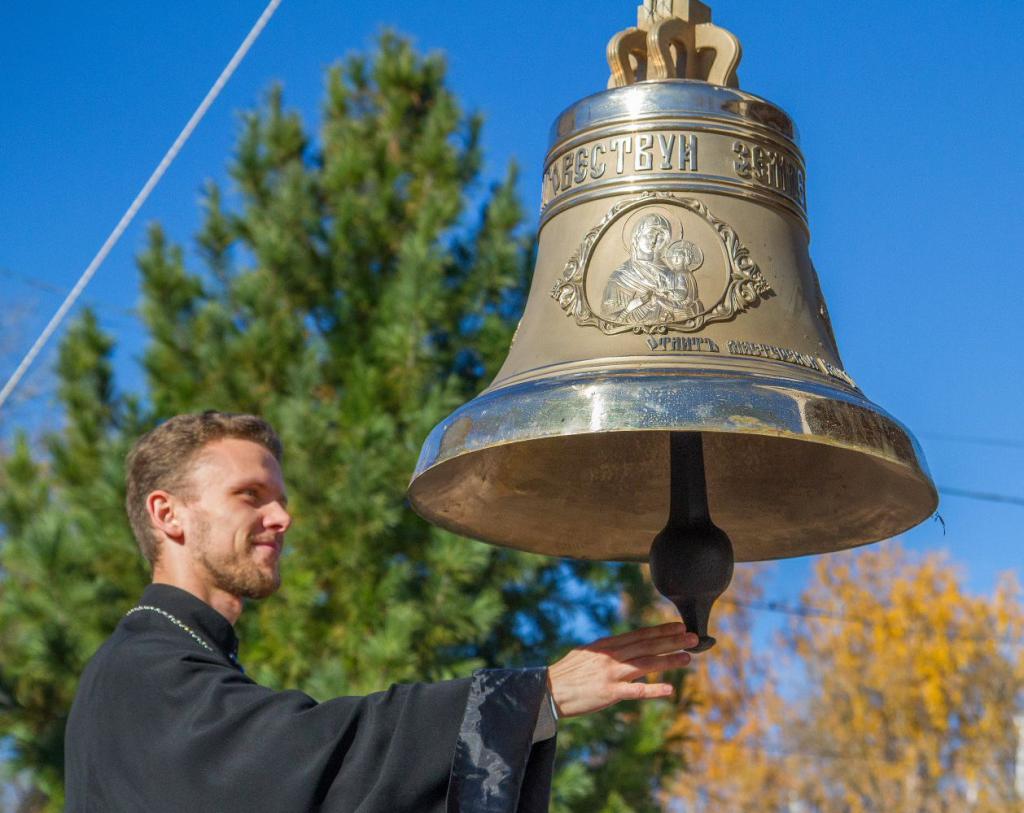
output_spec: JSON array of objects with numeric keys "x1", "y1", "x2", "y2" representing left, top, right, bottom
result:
[{"x1": 65, "y1": 411, "x2": 697, "y2": 812}]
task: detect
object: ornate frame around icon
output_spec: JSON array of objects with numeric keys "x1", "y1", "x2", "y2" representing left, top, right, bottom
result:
[{"x1": 551, "y1": 191, "x2": 772, "y2": 335}]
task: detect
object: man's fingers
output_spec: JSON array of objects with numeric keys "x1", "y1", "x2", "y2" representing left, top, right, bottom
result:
[
  {"x1": 613, "y1": 630, "x2": 698, "y2": 661},
  {"x1": 615, "y1": 681, "x2": 674, "y2": 701},
  {"x1": 618, "y1": 652, "x2": 691, "y2": 679},
  {"x1": 592, "y1": 622, "x2": 686, "y2": 650}
]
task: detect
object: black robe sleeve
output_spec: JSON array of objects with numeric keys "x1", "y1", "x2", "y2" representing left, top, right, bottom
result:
[
  {"x1": 65, "y1": 625, "x2": 555, "y2": 813},
  {"x1": 446, "y1": 669, "x2": 556, "y2": 812}
]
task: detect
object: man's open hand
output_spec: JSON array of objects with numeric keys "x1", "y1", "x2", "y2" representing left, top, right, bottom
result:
[{"x1": 547, "y1": 622, "x2": 697, "y2": 718}]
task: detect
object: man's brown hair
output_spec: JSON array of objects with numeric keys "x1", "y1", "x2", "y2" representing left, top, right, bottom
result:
[{"x1": 125, "y1": 411, "x2": 283, "y2": 567}]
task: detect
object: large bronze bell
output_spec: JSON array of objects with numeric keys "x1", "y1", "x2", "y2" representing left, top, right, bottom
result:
[{"x1": 409, "y1": 0, "x2": 937, "y2": 650}]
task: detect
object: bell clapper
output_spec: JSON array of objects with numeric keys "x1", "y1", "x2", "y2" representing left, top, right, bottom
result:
[{"x1": 649, "y1": 432, "x2": 734, "y2": 653}]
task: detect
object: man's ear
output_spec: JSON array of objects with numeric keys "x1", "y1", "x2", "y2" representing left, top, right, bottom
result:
[{"x1": 147, "y1": 490, "x2": 185, "y2": 543}]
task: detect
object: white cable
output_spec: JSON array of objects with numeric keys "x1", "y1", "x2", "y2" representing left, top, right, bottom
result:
[{"x1": 0, "y1": 0, "x2": 284, "y2": 414}]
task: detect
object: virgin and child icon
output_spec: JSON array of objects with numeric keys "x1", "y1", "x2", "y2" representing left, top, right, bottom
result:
[{"x1": 601, "y1": 212, "x2": 705, "y2": 326}]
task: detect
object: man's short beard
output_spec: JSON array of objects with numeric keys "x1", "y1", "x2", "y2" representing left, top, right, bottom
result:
[{"x1": 191, "y1": 512, "x2": 280, "y2": 600}]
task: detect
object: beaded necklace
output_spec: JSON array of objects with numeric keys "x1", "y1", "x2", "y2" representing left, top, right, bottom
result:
[
  {"x1": 126, "y1": 604, "x2": 246, "y2": 674},
  {"x1": 126, "y1": 605, "x2": 215, "y2": 653}
]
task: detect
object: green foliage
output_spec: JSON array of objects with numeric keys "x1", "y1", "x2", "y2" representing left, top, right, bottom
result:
[
  {"x1": 0, "y1": 33, "x2": 674, "y2": 811},
  {"x1": 0, "y1": 314, "x2": 148, "y2": 809}
]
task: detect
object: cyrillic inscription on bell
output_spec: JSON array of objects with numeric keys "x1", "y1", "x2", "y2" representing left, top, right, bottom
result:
[{"x1": 409, "y1": 0, "x2": 937, "y2": 652}]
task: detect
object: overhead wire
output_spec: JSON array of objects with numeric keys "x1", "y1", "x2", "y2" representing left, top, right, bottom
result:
[
  {"x1": 720, "y1": 596, "x2": 1023, "y2": 647},
  {"x1": 0, "y1": 0, "x2": 283, "y2": 414},
  {"x1": 938, "y1": 486, "x2": 1024, "y2": 508},
  {"x1": 0, "y1": 267, "x2": 140, "y2": 325},
  {"x1": 921, "y1": 431, "x2": 1024, "y2": 450},
  {"x1": 720, "y1": 596, "x2": 869, "y2": 626},
  {"x1": 1, "y1": 267, "x2": 68, "y2": 297},
  {"x1": 683, "y1": 733, "x2": 897, "y2": 765}
]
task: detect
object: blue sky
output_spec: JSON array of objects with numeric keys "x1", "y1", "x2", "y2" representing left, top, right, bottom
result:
[{"x1": 2, "y1": 0, "x2": 1023, "y2": 620}]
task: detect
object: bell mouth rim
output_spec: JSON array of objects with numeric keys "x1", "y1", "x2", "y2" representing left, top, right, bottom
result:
[
  {"x1": 412, "y1": 368, "x2": 930, "y2": 478},
  {"x1": 408, "y1": 369, "x2": 937, "y2": 562}
]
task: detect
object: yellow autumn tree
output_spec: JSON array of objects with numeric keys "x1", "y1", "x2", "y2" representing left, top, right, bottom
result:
[
  {"x1": 785, "y1": 543, "x2": 1024, "y2": 813},
  {"x1": 655, "y1": 564, "x2": 797, "y2": 812}
]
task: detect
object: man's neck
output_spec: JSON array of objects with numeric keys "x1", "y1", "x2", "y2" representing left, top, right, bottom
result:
[{"x1": 150, "y1": 573, "x2": 243, "y2": 625}]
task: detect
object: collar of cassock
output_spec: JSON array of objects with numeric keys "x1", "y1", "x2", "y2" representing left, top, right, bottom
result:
[{"x1": 138, "y1": 583, "x2": 243, "y2": 670}]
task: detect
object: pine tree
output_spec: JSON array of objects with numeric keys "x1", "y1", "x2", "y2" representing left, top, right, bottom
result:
[
  {"x1": 0, "y1": 34, "x2": 678, "y2": 811},
  {"x1": 0, "y1": 312, "x2": 147, "y2": 808}
]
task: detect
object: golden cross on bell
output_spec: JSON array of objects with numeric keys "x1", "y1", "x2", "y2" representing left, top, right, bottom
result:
[{"x1": 637, "y1": 0, "x2": 712, "y2": 30}]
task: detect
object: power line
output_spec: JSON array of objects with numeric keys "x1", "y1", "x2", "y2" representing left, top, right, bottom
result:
[
  {"x1": 0, "y1": 268, "x2": 67, "y2": 296},
  {"x1": 721, "y1": 596, "x2": 868, "y2": 626},
  {"x1": 684, "y1": 733, "x2": 895, "y2": 765},
  {"x1": 0, "y1": 268, "x2": 137, "y2": 320},
  {"x1": 720, "y1": 596, "x2": 1023, "y2": 647},
  {"x1": 921, "y1": 430, "x2": 1024, "y2": 450},
  {"x1": 683, "y1": 732, "x2": 1021, "y2": 769},
  {"x1": 0, "y1": 0, "x2": 283, "y2": 415},
  {"x1": 939, "y1": 486, "x2": 1024, "y2": 508}
]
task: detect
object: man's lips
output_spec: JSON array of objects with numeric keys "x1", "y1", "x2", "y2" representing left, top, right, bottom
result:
[{"x1": 252, "y1": 538, "x2": 282, "y2": 554}]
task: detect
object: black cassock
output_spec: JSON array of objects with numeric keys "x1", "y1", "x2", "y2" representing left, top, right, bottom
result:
[{"x1": 65, "y1": 584, "x2": 557, "y2": 812}]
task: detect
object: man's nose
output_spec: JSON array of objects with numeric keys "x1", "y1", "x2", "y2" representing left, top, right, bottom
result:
[{"x1": 264, "y1": 501, "x2": 292, "y2": 533}]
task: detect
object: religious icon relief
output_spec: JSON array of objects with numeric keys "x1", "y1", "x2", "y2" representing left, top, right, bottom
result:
[
  {"x1": 601, "y1": 213, "x2": 705, "y2": 325},
  {"x1": 551, "y1": 192, "x2": 772, "y2": 335}
]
